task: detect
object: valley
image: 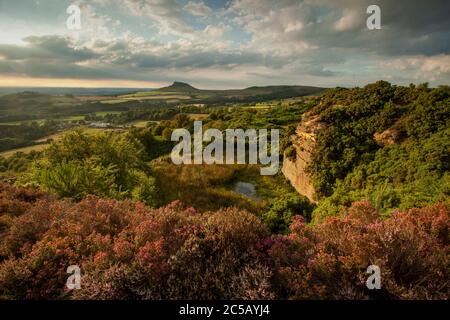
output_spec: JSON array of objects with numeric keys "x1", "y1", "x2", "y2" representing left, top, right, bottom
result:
[{"x1": 0, "y1": 80, "x2": 448, "y2": 300}]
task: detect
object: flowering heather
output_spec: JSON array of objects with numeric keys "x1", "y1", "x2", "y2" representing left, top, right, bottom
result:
[{"x1": 0, "y1": 184, "x2": 448, "y2": 299}]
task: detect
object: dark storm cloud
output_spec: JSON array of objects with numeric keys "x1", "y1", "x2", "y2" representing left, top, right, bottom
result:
[
  {"x1": 128, "y1": 50, "x2": 284, "y2": 69},
  {"x1": 0, "y1": 36, "x2": 99, "y2": 62},
  {"x1": 232, "y1": 0, "x2": 450, "y2": 57}
]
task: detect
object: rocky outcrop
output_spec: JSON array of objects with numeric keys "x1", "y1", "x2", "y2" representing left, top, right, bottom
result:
[
  {"x1": 282, "y1": 114, "x2": 325, "y2": 203},
  {"x1": 373, "y1": 126, "x2": 404, "y2": 147}
]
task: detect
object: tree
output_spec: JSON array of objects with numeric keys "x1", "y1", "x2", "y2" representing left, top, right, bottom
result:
[
  {"x1": 31, "y1": 130, "x2": 156, "y2": 201},
  {"x1": 162, "y1": 127, "x2": 173, "y2": 141},
  {"x1": 173, "y1": 113, "x2": 190, "y2": 128}
]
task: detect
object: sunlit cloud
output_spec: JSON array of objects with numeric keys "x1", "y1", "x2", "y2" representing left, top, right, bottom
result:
[{"x1": 0, "y1": 0, "x2": 448, "y2": 88}]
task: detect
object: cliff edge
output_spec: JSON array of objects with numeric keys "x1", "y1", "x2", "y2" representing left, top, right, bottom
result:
[{"x1": 282, "y1": 113, "x2": 325, "y2": 203}]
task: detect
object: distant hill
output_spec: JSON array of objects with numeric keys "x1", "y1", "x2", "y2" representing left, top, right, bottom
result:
[
  {"x1": 0, "y1": 82, "x2": 325, "y2": 122},
  {"x1": 158, "y1": 82, "x2": 200, "y2": 93},
  {"x1": 0, "y1": 92, "x2": 123, "y2": 122},
  {"x1": 0, "y1": 92, "x2": 80, "y2": 117},
  {"x1": 144, "y1": 82, "x2": 325, "y2": 103},
  {"x1": 0, "y1": 87, "x2": 147, "y2": 96}
]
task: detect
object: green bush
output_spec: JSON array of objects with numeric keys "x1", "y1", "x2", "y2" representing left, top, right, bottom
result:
[
  {"x1": 261, "y1": 192, "x2": 314, "y2": 233},
  {"x1": 30, "y1": 130, "x2": 158, "y2": 202}
]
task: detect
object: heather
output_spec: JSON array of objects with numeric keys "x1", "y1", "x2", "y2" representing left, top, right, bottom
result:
[
  {"x1": 0, "y1": 82, "x2": 448, "y2": 300},
  {"x1": 0, "y1": 184, "x2": 447, "y2": 300}
]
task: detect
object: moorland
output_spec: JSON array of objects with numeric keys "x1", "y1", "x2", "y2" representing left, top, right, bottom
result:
[{"x1": 0, "y1": 80, "x2": 448, "y2": 299}]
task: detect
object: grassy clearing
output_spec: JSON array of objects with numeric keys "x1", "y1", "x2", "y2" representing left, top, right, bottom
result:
[
  {"x1": 95, "y1": 111, "x2": 124, "y2": 116},
  {"x1": 126, "y1": 95, "x2": 191, "y2": 101},
  {"x1": 101, "y1": 95, "x2": 192, "y2": 103},
  {"x1": 151, "y1": 162, "x2": 293, "y2": 213},
  {"x1": 152, "y1": 162, "x2": 264, "y2": 212},
  {"x1": 130, "y1": 120, "x2": 149, "y2": 128},
  {"x1": 0, "y1": 143, "x2": 48, "y2": 158},
  {"x1": 62, "y1": 115, "x2": 85, "y2": 121},
  {"x1": 100, "y1": 99, "x2": 129, "y2": 104},
  {"x1": 120, "y1": 91, "x2": 176, "y2": 97},
  {"x1": 0, "y1": 119, "x2": 47, "y2": 125}
]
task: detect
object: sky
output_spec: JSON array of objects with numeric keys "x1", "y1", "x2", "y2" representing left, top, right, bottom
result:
[{"x1": 0, "y1": 0, "x2": 449, "y2": 89}]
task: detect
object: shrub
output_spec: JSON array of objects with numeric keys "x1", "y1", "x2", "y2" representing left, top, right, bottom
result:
[
  {"x1": 0, "y1": 184, "x2": 448, "y2": 300},
  {"x1": 267, "y1": 202, "x2": 449, "y2": 299},
  {"x1": 29, "y1": 130, "x2": 158, "y2": 202},
  {"x1": 261, "y1": 192, "x2": 314, "y2": 234}
]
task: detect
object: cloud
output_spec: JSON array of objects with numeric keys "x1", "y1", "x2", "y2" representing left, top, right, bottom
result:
[
  {"x1": 184, "y1": 1, "x2": 212, "y2": 17},
  {"x1": 203, "y1": 23, "x2": 231, "y2": 37},
  {"x1": 381, "y1": 54, "x2": 450, "y2": 81},
  {"x1": 229, "y1": 0, "x2": 450, "y2": 57},
  {"x1": 0, "y1": 33, "x2": 285, "y2": 85},
  {"x1": 122, "y1": 0, "x2": 194, "y2": 36},
  {"x1": 333, "y1": 9, "x2": 360, "y2": 31},
  {"x1": 0, "y1": 35, "x2": 99, "y2": 62},
  {"x1": 0, "y1": 0, "x2": 449, "y2": 88}
]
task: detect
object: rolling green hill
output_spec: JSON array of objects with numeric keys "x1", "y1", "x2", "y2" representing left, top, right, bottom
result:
[
  {"x1": 0, "y1": 92, "x2": 129, "y2": 122},
  {"x1": 0, "y1": 92, "x2": 80, "y2": 119},
  {"x1": 125, "y1": 81, "x2": 325, "y2": 103},
  {"x1": 0, "y1": 83, "x2": 324, "y2": 122}
]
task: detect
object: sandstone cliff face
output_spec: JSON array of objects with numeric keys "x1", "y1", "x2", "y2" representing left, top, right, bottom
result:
[
  {"x1": 282, "y1": 114, "x2": 325, "y2": 203},
  {"x1": 373, "y1": 121, "x2": 405, "y2": 147}
]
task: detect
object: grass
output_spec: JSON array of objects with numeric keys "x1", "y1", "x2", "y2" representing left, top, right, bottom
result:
[
  {"x1": 120, "y1": 91, "x2": 176, "y2": 98},
  {"x1": 100, "y1": 99, "x2": 129, "y2": 104},
  {"x1": 34, "y1": 132, "x2": 65, "y2": 143},
  {"x1": 63, "y1": 115, "x2": 86, "y2": 121},
  {"x1": 0, "y1": 143, "x2": 48, "y2": 158},
  {"x1": 0, "y1": 119, "x2": 47, "y2": 125},
  {"x1": 95, "y1": 111, "x2": 124, "y2": 116},
  {"x1": 1, "y1": 111, "x2": 123, "y2": 124},
  {"x1": 151, "y1": 162, "x2": 264, "y2": 212},
  {"x1": 244, "y1": 105, "x2": 272, "y2": 110},
  {"x1": 0, "y1": 121, "x2": 29, "y2": 125},
  {"x1": 130, "y1": 121, "x2": 149, "y2": 128},
  {"x1": 101, "y1": 95, "x2": 192, "y2": 103},
  {"x1": 126, "y1": 95, "x2": 191, "y2": 101},
  {"x1": 150, "y1": 161, "x2": 294, "y2": 213}
]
